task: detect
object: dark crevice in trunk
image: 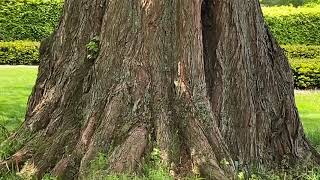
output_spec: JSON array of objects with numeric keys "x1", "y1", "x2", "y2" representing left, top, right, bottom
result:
[
  {"x1": 201, "y1": 0, "x2": 217, "y2": 83},
  {"x1": 201, "y1": 0, "x2": 223, "y2": 128}
]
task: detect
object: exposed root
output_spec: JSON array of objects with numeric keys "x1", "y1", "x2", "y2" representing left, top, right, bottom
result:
[
  {"x1": 0, "y1": 148, "x2": 32, "y2": 173},
  {"x1": 108, "y1": 126, "x2": 148, "y2": 173},
  {"x1": 185, "y1": 117, "x2": 233, "y2": 179}
]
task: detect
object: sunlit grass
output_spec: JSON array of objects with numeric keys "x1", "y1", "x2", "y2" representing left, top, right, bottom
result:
[
  {"x1": 0, "y1": 66, "x2": 37, "y2": 131},
  {"x1": 295, "y1": 90, "x2": 320, "y2": 151}
]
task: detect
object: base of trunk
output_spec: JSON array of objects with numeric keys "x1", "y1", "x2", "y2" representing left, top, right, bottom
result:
[{"x1": 1, "y1": 0, "x2": 319, "y2": 179}]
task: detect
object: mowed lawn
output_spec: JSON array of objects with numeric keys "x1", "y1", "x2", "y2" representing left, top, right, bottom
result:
[
  {"x1": 0, "y1": 66, "x2": 319, "y2": 149},
  {"x1": 295, "y1": 90, "x2": 320, "y2": 150},
  {"x1": 0, "y1": 66, "x2": 37, "y2": 131}
]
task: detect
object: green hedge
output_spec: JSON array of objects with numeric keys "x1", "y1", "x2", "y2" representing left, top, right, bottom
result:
[
  {"x1": 1, "y1": 1, "x2": 318, "y2": 46},
  {"x1": 290, "y1": 59, "x2": 320, "y2": 89},
  {"x1": 0, "y1": 0, "x2": 63, "y2": 41},
  {"x1": 261, "y1": 0, "x2": 320, "y2": 6},
  {"x1": 263, "y1": 6, "x2": 320, "y2": 45},
  {"x1": 0, "y1": 41, "x2": 319, "y2": 89},
  {"x1": 261, "y1": 0, "x2": 305, "y2": 7},
  {"x1": 282, "y1": 45, "x2": 320, "y2": 59},
  {"x1": 0, "y1": 41, "x2": 40, "y2": 65}
]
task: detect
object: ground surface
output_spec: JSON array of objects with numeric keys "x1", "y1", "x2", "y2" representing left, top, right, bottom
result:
[
  {"x1": 0, "y1": 66, "x2": 38, "y2": 131},
  {"x1": 295, "y1": 90, "x2": 320, "y2": 150},
  {"x1": 0, "y1": 66, "x2": 319, "y2": 148}
]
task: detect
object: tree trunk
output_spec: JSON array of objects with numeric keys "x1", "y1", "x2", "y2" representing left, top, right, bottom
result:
[{"x1": 1, "y1": 0, "x2": 319, "y2": 179}]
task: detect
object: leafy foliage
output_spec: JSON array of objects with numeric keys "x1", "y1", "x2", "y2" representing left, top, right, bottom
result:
[
  {"x1": 0, "y1": 0, "x2": 63, "y2": 41},
  {"x1": 86, "y1": 36, "x2": 100, "y2": 60},
  {"x1": 290, "y1": 58, "x2": 320, "y2": 89},
  {"x1": 248, "y1": 166, "x2": 320, "y2": 179},
  {"x1": 282, "y1": 45, "x2": 320, "y2": 59},
  {"x1": 261, "y1": 0, "x2": 305, "y2": 7},
  {"x1": 84, "y1": 149, "x2": 173, "y2": 180},
  {"x1": 1, "y1": 41, "x2": 319, "y2": 89},
  {"x1": 142, "y1": 148, "x2": 173, "y2": 180},
  {"x1": 261, "y1": 0, "x2": 320, "y2": 6},
  {"x1": 1, "y1": 1, "x2": 319, "y2": 46},
  {"x1": 263, "y1": 5, "x2": 320, "y2": 45},
  {"x1": 0, "y1": 41, "x2": 40, "y2": 65}
]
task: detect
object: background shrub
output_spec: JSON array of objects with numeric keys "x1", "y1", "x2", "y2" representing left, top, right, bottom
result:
[
  {"x1": 0, "y1": 41, "x2": 40, "y2": 65},
  {"x1": 0, "y1": 1, "x2": 319, "y2": 89},
  {"x1": 263, "y1": 5, "x2": 320, "y2": 45},
  {"x1": 290, "y1": 59, "x2": 320, "y2": 89},
  {"x1": 261, "y1": 0, "x2": 305, "y2": 7},
  {"x1": 0, "y1": 0, "x2": 63, "y2": 41},
  {"x1": 1, "y1": 41, "x2": 318, "y2": 89},
  {"x1": 261, "y1": 0, "x2": 320, "y2": 6},
  {"x1": 282, "y1": 45, "x2": 320, "y2": 59},
  {"x1": 1, "y1": 0, "x2": 318, "y2": 46}
]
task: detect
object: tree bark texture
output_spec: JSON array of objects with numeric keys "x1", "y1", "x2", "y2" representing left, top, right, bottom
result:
[{"x1": 1, "y1": 0, "x2": 319, "y2": 179}]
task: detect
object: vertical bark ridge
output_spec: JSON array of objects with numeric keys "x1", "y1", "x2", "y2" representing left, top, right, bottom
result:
[{"x1": 202, "y1": 0, "x2": 319, "y2": 169}]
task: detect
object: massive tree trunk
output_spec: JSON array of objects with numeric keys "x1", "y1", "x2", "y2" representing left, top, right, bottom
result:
[{"x1": 1, "y1": 0, "x2": 319, "y2": 179}]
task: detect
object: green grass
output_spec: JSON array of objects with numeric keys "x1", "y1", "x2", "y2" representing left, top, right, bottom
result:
[
  {"x1": 0, "y1": 66, "x2": 37, "y2": 132},
  {"x1": 295, "y1": 90, "x2": 320, "y2": 151}
]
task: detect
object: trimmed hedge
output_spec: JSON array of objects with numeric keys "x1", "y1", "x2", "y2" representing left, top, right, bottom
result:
[
  {"x1": 0, "y1": 0, "x2": 63, "y2": 41},
  {"x1": 282, "y1": 45, "x2": 320, "y2": 59},
  {"x1": 0, "y1": 1, "x2": 318, "y2": 46},
  {"x1": 261, "y1": 0, "x2": 320, "y2": 6},
  {"x1": 0, "y1": 41, "x2": 319, "y2": 89},
  {"x1": 0, "y1": 41, "x2": 40, "y2": 65},
  {"x1": 261, "y1": 0, "x2": 305, "y2": 7},
  {"x1": 290, "y1": 58, "x2": 320, "y2": 89},
  {"x1": 263, "y1": 6, "x2": 320, "y2": 45}
]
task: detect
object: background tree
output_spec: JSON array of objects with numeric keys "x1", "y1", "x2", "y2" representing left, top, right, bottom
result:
[{"x1": 1, "y1": 0, "x2": 319, "y2": 179}]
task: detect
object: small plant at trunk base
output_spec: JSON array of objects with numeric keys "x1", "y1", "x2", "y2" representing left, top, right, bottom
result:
[
  {"x1": 86, "y1": 152, "x2": 109, "y2": 179},
  {"x1": 84, "y1": 150, "x2": 173, "y2": 179},
  {"x1": 142, "y1": 148, "x2": 173, "y2": 180},
  {"x1": 91, "y1": 152, "x2": 108, "y2": 170},
  {"x1": 220, "y1": 158, "x2": 231, "y2": 168},
  {"x1": 238, "y1": 171, "x2": 245, "y2": 180},
  {"x1": 86, "y1": 36, "x2": 100, "y2": 60},
  {"x1": 150, "y1": 148, "x2": 161, "y2": 163},
  {"x1": 235, "y1": 163, "x2": 320, "y2": 180},
  {"x1": 42, "y1": 173, "x2": 57, "y2": 180},
  {"x1": 86, "y1": 153, "x2": 138, "y2": 179}
]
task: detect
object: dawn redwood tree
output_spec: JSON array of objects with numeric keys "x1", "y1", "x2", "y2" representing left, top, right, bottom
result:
[{"x1": 1, "y1": 0, "x2": 319, "y2": 179}]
